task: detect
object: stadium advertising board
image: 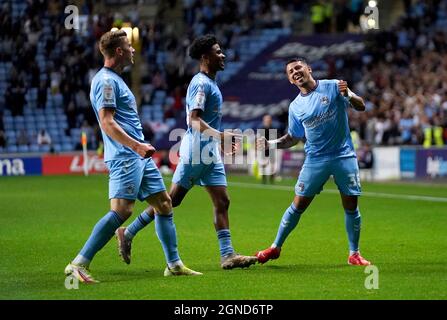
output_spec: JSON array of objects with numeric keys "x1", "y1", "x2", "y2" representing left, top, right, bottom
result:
[
  {"x1": 415, "y1": 148, "x2": 447, "y2": 178},
  {"x1": 0, "y1": 153, "x2": 170, "y2": 176},
  {"x1": 0, "y1": 157, "x2": 42, "y2": 176},
  {"x1": 400, "y1": 147, "x2": 447, "y2": 179},
  {"x1": 42, "y1": 154, "x2": 108, "y2": 175},
  {"x1": 220, "y1": 33, "x2": 365, "y2": 129},
  {"x1": 41, "y1": 152, "x2": 166, "y2": 175},
  {"x1": 400, "y1": 148, "x2": 416, "y2": 178},
  {"x1": 372, "y1": 147, "x2": 400, "y2": 180},
  {"x1": 280, "y1": 150, "x2": 305, "y2": 174}
]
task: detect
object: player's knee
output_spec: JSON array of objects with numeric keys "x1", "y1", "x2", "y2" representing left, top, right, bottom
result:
[
  {"x1": 115, "y1": 207, "x2": 133, "y2": 220},
  {"x1": 292, "y1": 204, "x2": 307, "y2": 215},
  {"x1": 157, "y1": 198, "x2": 173, "y2": 215},
  {"x1": 341, "y1": 195, "x2": 358, "y2": 211},
  {"x1": 293, "y1": 195, "x2": 313, "y2": 212},
  {"x1": 224, "y1": 197, "x2": 230, "y2": 210},
  {"x1": 215, "y1": 196, "x2": 230, "y2": 212}
]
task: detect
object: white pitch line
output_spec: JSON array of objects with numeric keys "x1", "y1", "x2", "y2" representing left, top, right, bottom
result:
[{"x1": 228, "y1": 181, "x2": 447, "y2": 203}]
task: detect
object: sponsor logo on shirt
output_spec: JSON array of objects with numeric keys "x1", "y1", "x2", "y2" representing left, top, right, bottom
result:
[
  {"x1": 196, "y1": 91, "x2": 205, "y2": 106},
  {"x1": 303, "y1": 108, "x2": 337, "y2": 128},
  {"x1": 104, "y1": 83, "x2": 114, "y2": 103}
]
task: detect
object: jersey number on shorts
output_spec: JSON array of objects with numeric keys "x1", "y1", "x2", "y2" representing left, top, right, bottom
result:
[{"x1": 348, "y1": 173, "x2": 361, "y2": 188}]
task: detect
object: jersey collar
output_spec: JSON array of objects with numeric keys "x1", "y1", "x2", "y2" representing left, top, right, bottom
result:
[
  {"x1": 200, "y1": 71, "x2": 216, "y2": 82},
  {"x1": 299, "y1": 80, "x2": 319, "y2": 97},
  {"x1": 103, "y1": 66, "x2": 120, "y2": 76}
]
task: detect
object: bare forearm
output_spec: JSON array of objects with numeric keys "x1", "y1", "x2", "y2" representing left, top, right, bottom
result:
[
  {"x1": 101, "y1": 120, "x2": 140, "y2": 149},
  {"x1": 347, "y1": 89, "x2": 365, "y2": 111},
  {"x1": 190, "y1": 117, "x2": 223, "y2": 140},
  {"x1": 269, "y1": 133, "x2": 300, "y2": 149}
]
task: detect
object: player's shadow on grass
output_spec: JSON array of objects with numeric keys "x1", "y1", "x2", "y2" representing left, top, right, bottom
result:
[
  {"x1": 105, "y1": 264, "x2": 219, "y2": 281},
  {"x1": 106, "y1": 268, "x2": 165, "y2": 282},
  {"x1": 260, "y1": 263, "x2": 351, "y2": 271}
]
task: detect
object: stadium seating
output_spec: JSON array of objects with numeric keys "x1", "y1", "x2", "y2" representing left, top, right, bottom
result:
[{"x1": 0, "y1": 0, "x2": 445, "y2": 155}]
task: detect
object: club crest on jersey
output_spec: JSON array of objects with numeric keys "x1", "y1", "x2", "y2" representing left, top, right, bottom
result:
[
  {"x1": 125, "y1": 184, "x2": 135, "y2": 195},
  {"x1": 321, "y1": 96, "x2": 329, "y2": 105}
]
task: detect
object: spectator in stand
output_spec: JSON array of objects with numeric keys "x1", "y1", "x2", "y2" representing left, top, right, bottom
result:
[
  {"x1": 151, "y1": 70, "x2": 167, "y2": 91},
  {"x1": 6, "y1": 78, "x2": 27, "y2": 116},
  {"x1": 423, "y1": 116, "x2": 445, "y2": 148},
  {"x1": 17, "y1": 130, "x2": 29, "y2": 146},
  {"x1": 37, "y1": 80, "x2": 47, "y2": 109},
  {"x1": 0, "y1": 130, "x2": 6, "y2": 149},
  {"x1": 142, "y1": 122, "x2": 155, "y2": 144},
  {"x1": 334, "y1": 0, "x2": 351, "y2": 32},
  {"x1": 171, "y1": 85, "x2": 185, "y2": 114},
  {"x1": 399, "y1": 110, "x2": 415, "y2": 144},
  {"x1": 357, "y1": 143, "x2": 374, "y2": 170},
  {"x1": 79, "y1": 120, "x2": 94, "y2": 150},
  {"x1": 37, "y1": 129, "x2": 52, "y2": 146},
  {"x1": 258, "y1": 114, "x2": 279, "y2": 185},
  {"x1": 311, "y1": 0, "x2": 327, "y2": 33}
]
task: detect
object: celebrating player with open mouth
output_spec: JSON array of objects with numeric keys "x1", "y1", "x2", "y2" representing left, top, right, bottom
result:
[{"x1": 255, "y1": 57, "x2": 371, "y2": 266}]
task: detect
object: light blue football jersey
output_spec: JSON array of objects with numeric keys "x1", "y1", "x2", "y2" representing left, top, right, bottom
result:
[
  {"x1": 288, "y1": 79, "x2": 356, "y2": 162},
  {"x1": 90, "y1": 67, "x2": 144, "y2": 162},
  {"x1": 179, "y1": 72, "x2": 223, "y2": 163}
]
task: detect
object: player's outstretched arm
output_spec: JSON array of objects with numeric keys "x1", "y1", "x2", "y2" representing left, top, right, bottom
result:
[
  {"x1": 257, "y1": 133, "x2": 300, "y2": 150},
  {"x1": 338, "y1": 80, "x2": 366, "y2": 111},
  {"x1": 189, "y1": 109, "x2": 242, "y2": 143},
  {"x1": 99, "y1": 107, "x2": 155, "y2": 158}
]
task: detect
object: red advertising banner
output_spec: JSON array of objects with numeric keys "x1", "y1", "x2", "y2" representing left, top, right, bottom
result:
[
  {"x1": 41, "y1": 152, "x2": 177, "y2": 176},
  {"x1": 42, "y1": 154, "x2": 108, "y2": 175}
]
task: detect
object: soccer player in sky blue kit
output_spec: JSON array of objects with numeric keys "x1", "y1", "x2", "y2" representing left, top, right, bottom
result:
[
  {"x1": 255, "y1": 57, "x2": 371, "y2": 266},
  {"x1": 64, "y1": 30, "x2": 201, "y2": 283},
  {"x1": 115, "y1": 34, "x2": 258, "y2": 269}
]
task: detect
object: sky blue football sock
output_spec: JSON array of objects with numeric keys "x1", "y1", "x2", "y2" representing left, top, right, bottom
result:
[
  {"x1": 75, "y1": 211, "x2": 124, "y2": 263},
  {"x1": 345, "y1": 208, "x2": 361, "y2": 253},
  {"x1": 155, "y1": 213, "x2": 181, "y2": 265},
  {"x1": 217, "y1": 229, "x2": 234, "y2": 257},
  {"x1": 273, "y1": 203, "x2": 304, "y2": 248},
  {"x1": 125, "y1": 209, "x2": 154, "y2": 240}
]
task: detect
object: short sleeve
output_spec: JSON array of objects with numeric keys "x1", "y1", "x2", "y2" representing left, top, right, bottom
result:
[
  {"x1": 287, "y1": 108, "x2": 305, "y2": 138},
  {"x1": 96, "y1": 77, "x2": 117, "y2": 109},
  {"x1": 189, "y1": 80, "x2": 207, "y2": 112}
]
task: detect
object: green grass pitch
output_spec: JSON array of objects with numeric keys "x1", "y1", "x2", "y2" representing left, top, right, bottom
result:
[{"x1": 1, "y1": 174, "x2": 446, "y2": 300}]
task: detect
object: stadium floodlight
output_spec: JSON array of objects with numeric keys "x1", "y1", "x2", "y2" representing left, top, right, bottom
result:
[{"x1": 132, "y1": 27, "x2": 139, "y2": 44}]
